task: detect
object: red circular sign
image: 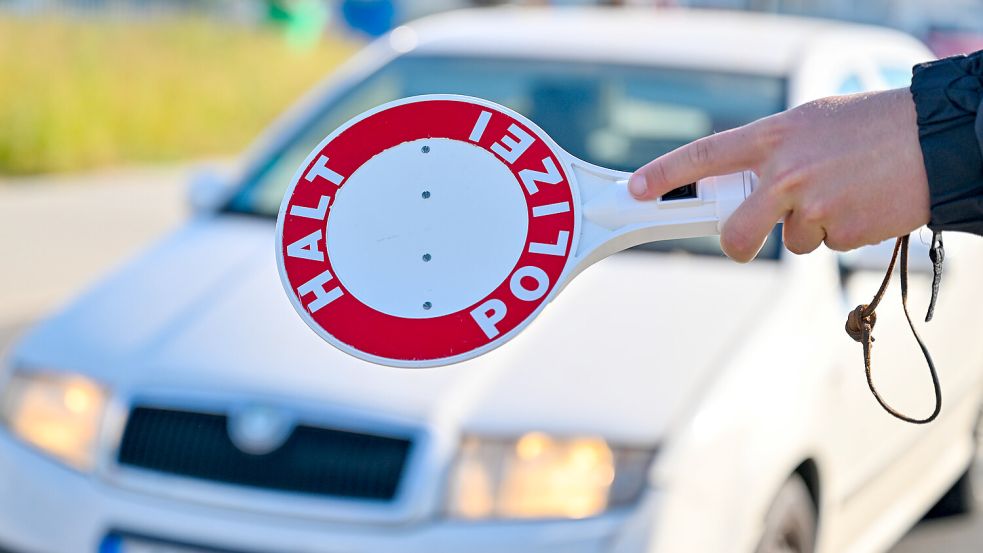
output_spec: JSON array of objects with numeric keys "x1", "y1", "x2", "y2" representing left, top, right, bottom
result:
[{"x1": 276, "y1": 96, "x2": 578, "y2": 366}]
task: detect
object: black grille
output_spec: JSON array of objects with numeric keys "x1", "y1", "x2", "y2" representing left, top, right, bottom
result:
[{"x1": 118, "y1": 406, "x2": 412, "y2": 501}]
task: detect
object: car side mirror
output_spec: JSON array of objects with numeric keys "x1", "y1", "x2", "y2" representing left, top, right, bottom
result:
[
  {"x1": 839, "y1": 230, "x2": 935, "y2": 278},
  {"x1": 187, "y1": 165, "x2": 233, "y2": 214}
]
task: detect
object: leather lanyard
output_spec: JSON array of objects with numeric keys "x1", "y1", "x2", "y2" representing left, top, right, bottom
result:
[{"x1": 843, "y1": 233, "x2": 944, "y2": 424}]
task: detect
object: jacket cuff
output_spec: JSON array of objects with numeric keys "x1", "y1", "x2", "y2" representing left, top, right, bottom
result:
[{"x1": 911, "y1": 52, "x2": 983, "y2": 235}]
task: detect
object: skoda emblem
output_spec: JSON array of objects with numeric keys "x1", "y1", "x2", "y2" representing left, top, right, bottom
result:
[{"x1": 228, "y1": 405, "x2": 293, "y2": 455}]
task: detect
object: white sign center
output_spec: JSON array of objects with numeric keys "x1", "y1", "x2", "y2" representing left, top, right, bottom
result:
[{"x1": 327, "y1": 138, "x2": 530, "y2": 319}]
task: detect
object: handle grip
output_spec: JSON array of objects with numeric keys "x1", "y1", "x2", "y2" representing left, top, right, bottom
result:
[
  {"x1": 582, "y1": 170, "x2": 758, "y2": 234},
  {"x1": 714, "y1": 170, "x2": 759, "y2": 228}
]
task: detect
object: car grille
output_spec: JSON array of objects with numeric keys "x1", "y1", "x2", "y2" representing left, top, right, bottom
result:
[{"x1": 117, "y1": 406, "x2": 412, "y2": 501}]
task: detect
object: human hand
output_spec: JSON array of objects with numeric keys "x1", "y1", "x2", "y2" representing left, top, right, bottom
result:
[{"x1": 628, "y1": 88, "x2": 931, "y2": 262}]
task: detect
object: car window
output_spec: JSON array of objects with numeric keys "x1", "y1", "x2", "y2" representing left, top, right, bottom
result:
[
  {"x1": 837, "y1": 73, "x2": 865, "y2": 94},
  {"x1": 879, "y1": 65, "x2": 912, "y2": 88},
  {"x1": 227, "y1": 55, "x2": 787, "y2": 259}
]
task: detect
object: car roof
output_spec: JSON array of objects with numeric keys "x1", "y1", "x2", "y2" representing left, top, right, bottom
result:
[{"x1": 401, "y1": 7, "x2": 917, "y2": 76}]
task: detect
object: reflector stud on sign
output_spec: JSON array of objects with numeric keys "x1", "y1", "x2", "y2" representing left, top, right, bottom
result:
[{"x1": 276, "y1": 95, "x2": 757, "y2": 368}]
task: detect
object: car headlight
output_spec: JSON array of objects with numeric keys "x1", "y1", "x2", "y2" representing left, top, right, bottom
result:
[
  {"x1": 446, "y1": 433, "x2": 654, "y2": 520},
  {"x1": 0, "y1": 370, "x2": 109, "y2": 471}
]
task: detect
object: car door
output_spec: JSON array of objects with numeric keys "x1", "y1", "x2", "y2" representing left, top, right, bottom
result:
[
  {"x1": 784, "y1": 43, "x2": 921, "y2": 548},
  {"x1": 812, "y1": 62, "x2": 926, "y2": 547},
  {"x1": 828, "y1": 46, "x2": 983, "y2": 549}
]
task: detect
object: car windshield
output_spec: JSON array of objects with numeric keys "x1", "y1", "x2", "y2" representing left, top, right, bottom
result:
[{"x1": 227, "y1": 55, "x2": 786, "y2": 259}]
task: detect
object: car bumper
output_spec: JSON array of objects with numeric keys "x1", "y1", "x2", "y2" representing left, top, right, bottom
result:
[{"x1": 0, "y1": 430, "x2": 643, "y2": 553}]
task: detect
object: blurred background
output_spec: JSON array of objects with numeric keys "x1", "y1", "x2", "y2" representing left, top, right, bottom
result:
[
  {"x1": 4, "y1": 1, "x2": 983, "y2": 553},
  {"x1": 2, "y1": 0, "x2": 982, "y2": 177}
]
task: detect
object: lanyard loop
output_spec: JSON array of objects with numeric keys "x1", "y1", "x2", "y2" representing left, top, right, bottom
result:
[{"x1": 844, "y1": 235, "x2": 943, "y2": 424}]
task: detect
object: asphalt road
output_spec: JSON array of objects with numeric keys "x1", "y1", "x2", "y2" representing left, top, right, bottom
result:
[
  {"x1": 0, "y1": 167, "x2": 980, "y2": 552},
  {"x1": 890, "y1": 465, "x2": 983, "y2": 553},
  {"x1": 0, "y1": 165, "x2": 189, "y2": 324}
]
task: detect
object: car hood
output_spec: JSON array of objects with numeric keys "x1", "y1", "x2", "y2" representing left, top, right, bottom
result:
[{"x1": 15, "y1": 216, "x2": 783, "y2": 444}]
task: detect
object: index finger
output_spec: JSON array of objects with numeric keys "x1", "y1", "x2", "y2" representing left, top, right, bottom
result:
[{"x1": 629, "y1": 121, "x2": 767, "y2": 200}]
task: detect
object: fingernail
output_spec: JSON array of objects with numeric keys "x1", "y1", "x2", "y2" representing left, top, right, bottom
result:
[{"x1": 629, "y1": 174, "x2": 647, "y2": 197}]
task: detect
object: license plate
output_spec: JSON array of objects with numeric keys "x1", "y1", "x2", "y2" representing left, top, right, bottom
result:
[
  {"x1": 119, "y1": 540, "x2": 208, "y2": 553},
  {"x1": 101, "y1": 534, "x2": 225, "y2": 553}
]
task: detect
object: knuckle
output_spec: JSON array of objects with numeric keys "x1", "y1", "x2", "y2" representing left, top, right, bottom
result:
[
  {"x1": 797, "y1": 201, "x2": 828, "y2": 225},
  {"x1": 785, "y1": 242, "x2": 809, "y2": 255},
  {"x1": 769, "y1": 171, "x2": 799, "y2": 197},
  {"x1": 754, "y1": 115, "x2": 790, "y2": 151},
  {"x1": 782, "y1": 222, "x2": 809, "y2": 255},
  {"x1": 784, "y1": 234, "x2": 819, "y2": 255},
  {"x1": 687, "y1": 139, "x2": 713, "y2": 167},
  {"x1": 720, "y1": 228, "x2": 754, "y2": 262},
  {"x1": 784, "y1": 242, "x2": 807, "y2": 255},
  {"x1": 769, "y1": 162, "x2": 813, "y2": 198},
  {"x1": 824, "y1": 228, "x2": 860, "y2": 252}
]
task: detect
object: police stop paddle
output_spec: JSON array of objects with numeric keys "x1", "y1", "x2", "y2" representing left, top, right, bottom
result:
[{"x1": 276, "y1": 95, "x2": 757, "y2": 367}]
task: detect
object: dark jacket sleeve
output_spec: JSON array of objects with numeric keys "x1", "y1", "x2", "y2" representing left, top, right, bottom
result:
[{"x1": 911, "y1": 51, "x2": 983, "y2": 236}]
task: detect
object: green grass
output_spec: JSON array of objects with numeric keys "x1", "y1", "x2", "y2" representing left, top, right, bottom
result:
[{"x1": 0, "y1": 16, "x2": 356, "y2": 175}]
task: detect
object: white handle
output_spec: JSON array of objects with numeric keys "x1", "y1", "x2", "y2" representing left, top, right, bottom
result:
[
  {"x1": 565, "y1": 164, "x2": 760, "y2": 277},
  {"x1": 713, "y1": 170, "x2": 759, "y2": 228},
  {"x1": 582, "y1": 170, "x2": 757, "y2": 235}
]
